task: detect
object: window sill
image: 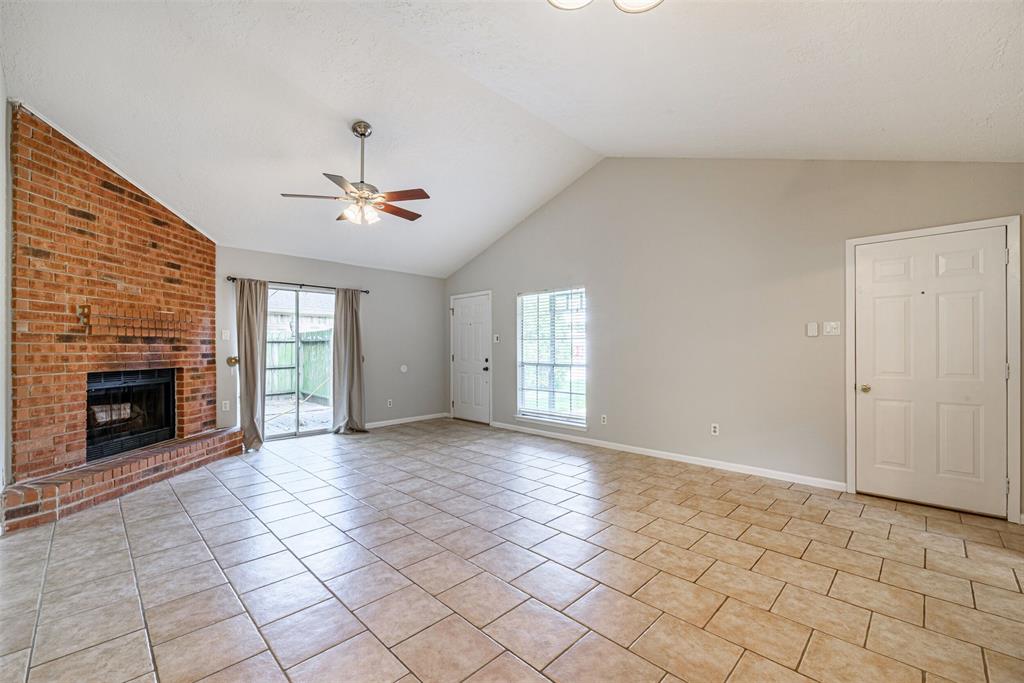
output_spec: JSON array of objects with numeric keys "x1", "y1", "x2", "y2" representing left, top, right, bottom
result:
[{"x1": 514, "y1": 414, "x2": 588, "y2": 432}]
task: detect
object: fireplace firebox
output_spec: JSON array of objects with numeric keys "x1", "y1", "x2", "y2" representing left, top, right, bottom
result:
[{"x1": 86, "y1": 369, "x2": 176, "y2": 462}]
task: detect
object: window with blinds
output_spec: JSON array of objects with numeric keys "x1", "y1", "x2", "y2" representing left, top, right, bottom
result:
[{"x1": 517, "y1": 287, "x2": 587, "y2": 427}]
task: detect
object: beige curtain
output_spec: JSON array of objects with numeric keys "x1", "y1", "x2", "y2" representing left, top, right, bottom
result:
[
  {"x1": 332, "y1": 288, "x2": 366, "y2": 432},
  {"x1": 235, "y1": 278, "x2": 268, "y2": 450}
]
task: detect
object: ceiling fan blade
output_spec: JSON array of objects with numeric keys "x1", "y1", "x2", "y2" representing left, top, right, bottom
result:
[
  {"x1": 323, "y1": 173, "x2": 357, "y2": 194},
  {"x1": 382, "y1": 189, "x2": 430, "y2": 202},
  {"x1": 377, "y1": 203, "x2": 421, "y2": 221},
  {"x1": 281, "y1": 193, "x2": 342, "y2": 200}
]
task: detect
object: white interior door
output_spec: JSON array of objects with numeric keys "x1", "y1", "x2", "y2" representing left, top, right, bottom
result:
[
  {"x1": 452, "y1": 293, "x2": 492, "y2": 423},
  {"x1": 855, "y1": 226, "x2": 1007, "y2": 516}
]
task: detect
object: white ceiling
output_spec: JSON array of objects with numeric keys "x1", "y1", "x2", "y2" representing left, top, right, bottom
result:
[{"x1": 2, "y1": 2, "x2": 1021, "y2": 277}]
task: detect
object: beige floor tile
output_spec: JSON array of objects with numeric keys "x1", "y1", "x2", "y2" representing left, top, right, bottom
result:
[
  {"x1": 438, "y1": 572, "x2": 528, "y2": 627},
  {"x1": 401, "y1": 551, "x2": 482, "y2": 595},
  {"x1": 545, "y1": 632, "x2": 663, "y2": 683},
  {"x1": 926, "y1": 518, "x2": 1004, "y2": 545},
  {"x1": 727, "y1": 506, "x2": 790, "y2": 532},
  {"x1": 802, "y1": 540, "x2": 881, "y2": 579},
  {"x1": 828, "y1": 571, "x2": 923, "y2": 625},
  {"x1": 513, "y1": 500, "x2": 569, "y2": 524},
  {"x1": 137, "y1": 560, "x2": 227, "y2": 609},
  {"x1": 485, "y1": 599, "x2": 586, "y2": 669},
  {"x1": 973, "y1": 582, "x2": 1024, "y2": 622},
  {"x1": 347, "y1": 519, "x2": 415, "y2": 548},
  {"x1": 31, "y1": 596, "x2": 144, "y2": 666},
  {"x1": 546, "y1": 511, "x2": 610, "y2": 538},
  {"x1": 0, "y1": 649, "x2": 29, "y2": 683},
  {"x1": 823, "y1": 510, "x2": 890, "y2": 538},
  {"x1": 696, "y1": 561, "x2": 783, "y2": 609},
  {"x1": 752, "y1": 550, "x2": 835, "y2": 594},
  {"x1": 888, "y1": 526, "x2": 965, "y2": 557},
  {"x1": 685, "y1": 512, "x2": 749, "y2": 539},
  {"x1": 302, "y1": 542, "x2": 378, "y2": 581},
  {"x1": 846, "y1": 532, "x2": 924, "y2": 567},
  {"x1": 798, "y1": 631, "x2": 920, "y2": 683},
  {"x1": 866, "y1": 613, "x2": 985, "y2": 683},
  {"x1": 705, "y1": 598, "x2": 810, "y2": 668},
  {"x1": 406, "y1": 513, "x2": 469, "y2": 540},
  {"x1": 578, "y1": 550, "x2": 659, "y2": 594},
  {"x1": 595, "y1": 506, "x2": 656, "y2": 531},
  {"x1": 470, "y1": 542, "x2": 545, "y2": 581},
  {"x1": 436, "y1": 526, "x2": 504, "y2": 559},
  {"x1": 726, "y1": 651, "x2": 813, "y2": 683},
  {"x1": 261, "y1": 598, "x2": 364, "y2": 668},
  {"x1": 588, "y1": 525, "x2": 657, "y2": 558},
  {"x1": 690, "y1": 533, "x2": 764, "y2": 569},
  {"x1": 565, "y1": 585, "x2": 660, "y2": 646},
  {"x1": 279, "y1": 526, "x2": 351, "y2": 558},
  {"x1": 37, "y1": 570, "x2": 138, "y2": 624},
  {"x1": 925, "y1": 549, "x2": 1020, "y2": 591},
  {"x1": 630, "y1": 613, "x2": 742, "y2": 683},
  {"x1": 636, "y1": 541, "x2": 714, "y2": 580},
  {"x1": 326, "y1": 561, "x2": 411, "y2": 609},
  {"x1": 238, "y1": 572, "x2": 331, "y2": 626},
  {"x1": 512, "y1": 561, "x2": 596, "y2": 610},
  {"x1": 771, "y1": 583, "x2": 869, "y2": 645},
  {"x1": 768, "y1": 500, "x2": 828, "y2": 523},
  {"x1": 639, "y1": 500, "x2": 698, "y2": 525},
  {"x1": 986, "y1": 650, "x2": 1024, "y2": 683},
  {"x1": 145, "y1": 584, "x2": 244, "y2": 645},
  {"x1": 393, "y1": 614, "x2": 502, "y2": 683},
  {"x1": 372, "y1": 534, "x2": 444, "y2": 569},
  {"x1": 880, "y1": 559, "x2": 974, "y2": 606},
  {"x1": 493, "y1": 518, "x2": 558, "y2": 547},
  {"x1": 684, "y1": 495, "x2": 739, "y2": 517},
  {"x1": 355, "y1": 584, "x2": 452, "y2": 646},
  {"x1": 531, "y1": 533, "x2": 603, "y2": 568},
  {"x1": 465, "y1": 652, "x2": 546, "y2": 682},
  {"x1": 782, "y1": 518, "x2": 851, "y2": 547},
  {"x1": 134, "y1": 541, "x2": 214, "y2": 579},
  {"x1": 153, "y1": 614, "x2": 265, "y2": 683},
  {"x1": 633, "y1": 571, "x2": 725, "y2": 626},
  {"x1": 225, "y1": 551, "x2": 306, "y2": 592},
  {"x1": 738, "y1": 526, "x2": 809, "y2": 558},
  {"x1": 287, "y1": 631, "x2": 408, "y2": 683},
  {"x1": 637, "y1": 518, "x2": 706, "y2": 548},
  {"x1": 200, "y1": 651, "x2": 287, "y2": 682},
  {"x1": 27, "y1": 630, "x2": 153, "y2": 683},
  {"x1": 965, "y1": 541, "x2": 1024, "y2": 570},
  {"x1": 924, "y1": 596, "x2": 1023, "y2": 658},
  {"x1": 210, "y1": 534, "x2": 284, "y2": 568},
  {"x1": 201, "y1": 519, "x2": 269, "y2": 547}
]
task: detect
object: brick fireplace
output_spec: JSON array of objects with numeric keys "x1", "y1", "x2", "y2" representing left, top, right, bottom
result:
[{"x1": 2, "y1": 106, "x2": 242, "y2": 532}]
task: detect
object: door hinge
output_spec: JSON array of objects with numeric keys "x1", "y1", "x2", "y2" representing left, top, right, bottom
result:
[
  {"x1": 451, "y1": 353, "x2": 455, "y2": 362},
  {"x1": 1006, "y1": 363, "x2": 1011, "y2": 380},
  {"x1": 451, "y1": 400, "x2": 455, "y2": 408},
  {"x1": 450, "y1": 307, "x2": 455, "y2": 315},
  {"x1": 1007, "y1": 478, "x2": 1012, "y2": 495},
  {"x1": 1006, "y1": 248, "x2": 1011, "y2": 265}
]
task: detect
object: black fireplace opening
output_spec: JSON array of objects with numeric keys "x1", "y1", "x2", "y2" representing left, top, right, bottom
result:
[{"x1": 86, "y1": 369, "x2": 176, "y2": 462}]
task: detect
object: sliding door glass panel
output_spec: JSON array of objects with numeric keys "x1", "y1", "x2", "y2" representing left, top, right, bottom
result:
[
  {"x1": 297, "y1": 290, "x2": 334, "y2": 433},
  {"x1": 265, "y1": 287, "x2": 298, "y2": 437}
]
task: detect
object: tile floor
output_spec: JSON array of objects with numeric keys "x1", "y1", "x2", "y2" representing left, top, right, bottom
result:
[{"x1": 1, "y1": 418, "x2": 1023, "y2": 683}]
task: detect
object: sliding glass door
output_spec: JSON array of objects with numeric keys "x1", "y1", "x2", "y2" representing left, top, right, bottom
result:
[{"x1": 264, "y1": 286, "x2": 335, "y2": 439}]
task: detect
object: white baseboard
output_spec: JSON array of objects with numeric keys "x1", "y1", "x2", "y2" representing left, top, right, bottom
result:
[
  {"x1": 367, "y1": 413, "x2": 451, "y2": 429},
  {"x1": 490, "y1": 420, "x2": 846, "y2": 491}
]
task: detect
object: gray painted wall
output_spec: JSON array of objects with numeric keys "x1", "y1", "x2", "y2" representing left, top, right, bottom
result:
[
  {"x1": 216, "y1": 246, "x2": 449, "y2": 431},
  {"x1": 446, "y1": 158, "x2": 1024, "y2": 486}
]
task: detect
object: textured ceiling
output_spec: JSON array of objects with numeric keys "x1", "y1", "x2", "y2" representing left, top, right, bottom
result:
[{"x1": 2, "y1": 1, "x2": 1021, "y2": 277}]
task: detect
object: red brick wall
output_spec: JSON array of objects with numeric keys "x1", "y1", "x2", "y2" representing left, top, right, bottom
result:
[{"x1": 10, "y1": 106, "x2": 219, "y2": 481}]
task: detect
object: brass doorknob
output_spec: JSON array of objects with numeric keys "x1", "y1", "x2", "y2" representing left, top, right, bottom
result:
[{"x1": 859, "y1": 384, "x2": 871, "y2": 393}]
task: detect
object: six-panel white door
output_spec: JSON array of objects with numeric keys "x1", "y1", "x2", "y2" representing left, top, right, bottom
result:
[
  {"x1": 452, "y1": 293, "x2": 492, "y2": 423},
  {"x1": 855, "y1": 226, "x2": 1007, "y2": 516}
]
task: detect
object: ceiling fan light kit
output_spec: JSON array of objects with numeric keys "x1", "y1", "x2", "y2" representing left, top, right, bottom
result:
[
  {"x1": 548, "y1": 0, "x2": 664, "y2": 13},
  {"x1": 281, "y1": 119, "x2": 429, "y2": 225}
]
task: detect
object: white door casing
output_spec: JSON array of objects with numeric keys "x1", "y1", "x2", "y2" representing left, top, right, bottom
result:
[
  {"x1": 854, "y1": 226, "x2": 1008, "y2": 516},
  {"x1": 451, "y1": 292, "x2": 492, "y2": 423}
]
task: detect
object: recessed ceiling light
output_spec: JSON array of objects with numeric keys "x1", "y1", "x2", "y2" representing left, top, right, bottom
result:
[
  {"x1": 612, "y1": 0, "x2": 664, "y2": 12},
  {"x1": 547, "y1": 0, "x2": 594, "y2": 9}
]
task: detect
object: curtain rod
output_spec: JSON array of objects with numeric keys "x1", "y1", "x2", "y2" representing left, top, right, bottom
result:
[{"x1": 225, "y1": 276, "x2": 369, "y2": 294}]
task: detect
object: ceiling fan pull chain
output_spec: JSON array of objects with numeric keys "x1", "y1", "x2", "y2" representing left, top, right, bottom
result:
[{"x1": 360, "y1": 134, "x2": 365, "y2": 183}]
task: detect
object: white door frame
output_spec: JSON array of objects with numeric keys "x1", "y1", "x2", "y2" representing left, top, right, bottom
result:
[
  {"x1": 845, "y1": 215, "x2": 1021, "y2": 523},
  {"x1": 449, "y1": 290, "x2": 493, "y2": 423}
]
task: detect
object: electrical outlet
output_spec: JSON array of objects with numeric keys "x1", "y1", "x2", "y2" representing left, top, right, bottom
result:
[
  {"x1": 387, "y1": 399, "x2": 393, "y2": 408},
  {"x1": 221, "y1": 400, "x2": 230, "y2": 412},
  {"x1": 711, "y1": 423, "x2": 720, "y2": 436},
  {"x1": 600, "y1": 415, "x2": 607, "y2": 425}
]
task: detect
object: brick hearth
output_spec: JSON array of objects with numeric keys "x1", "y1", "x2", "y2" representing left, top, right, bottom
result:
[{"x1": 3, "y1": 106, "x2": 242, "y2": 532}]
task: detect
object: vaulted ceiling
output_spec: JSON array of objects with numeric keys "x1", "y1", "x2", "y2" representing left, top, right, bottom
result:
[{"x1": 2, "y1": 1, "x2": 1021, "y2": 277}]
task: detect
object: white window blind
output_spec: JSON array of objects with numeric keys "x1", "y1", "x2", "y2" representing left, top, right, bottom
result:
[{"x1": 517, "y1": 287, "x2": 587, "y2": 427}]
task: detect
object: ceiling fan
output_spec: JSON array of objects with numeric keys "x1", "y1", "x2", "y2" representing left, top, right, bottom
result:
[{"x1": 282, "y1": 120, "x2": 429, "y2": 224}]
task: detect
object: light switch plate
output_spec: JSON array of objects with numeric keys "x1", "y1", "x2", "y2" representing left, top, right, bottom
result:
[
  {"x1": 823, "y1": 321, "x2": 841, "y2": 336},
  {"x1": 806, "y1": 322, "x2": 819, "y2": 337},
  {"x1": 221, "y1": 329, "x2": 230, "y2": 340}
]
